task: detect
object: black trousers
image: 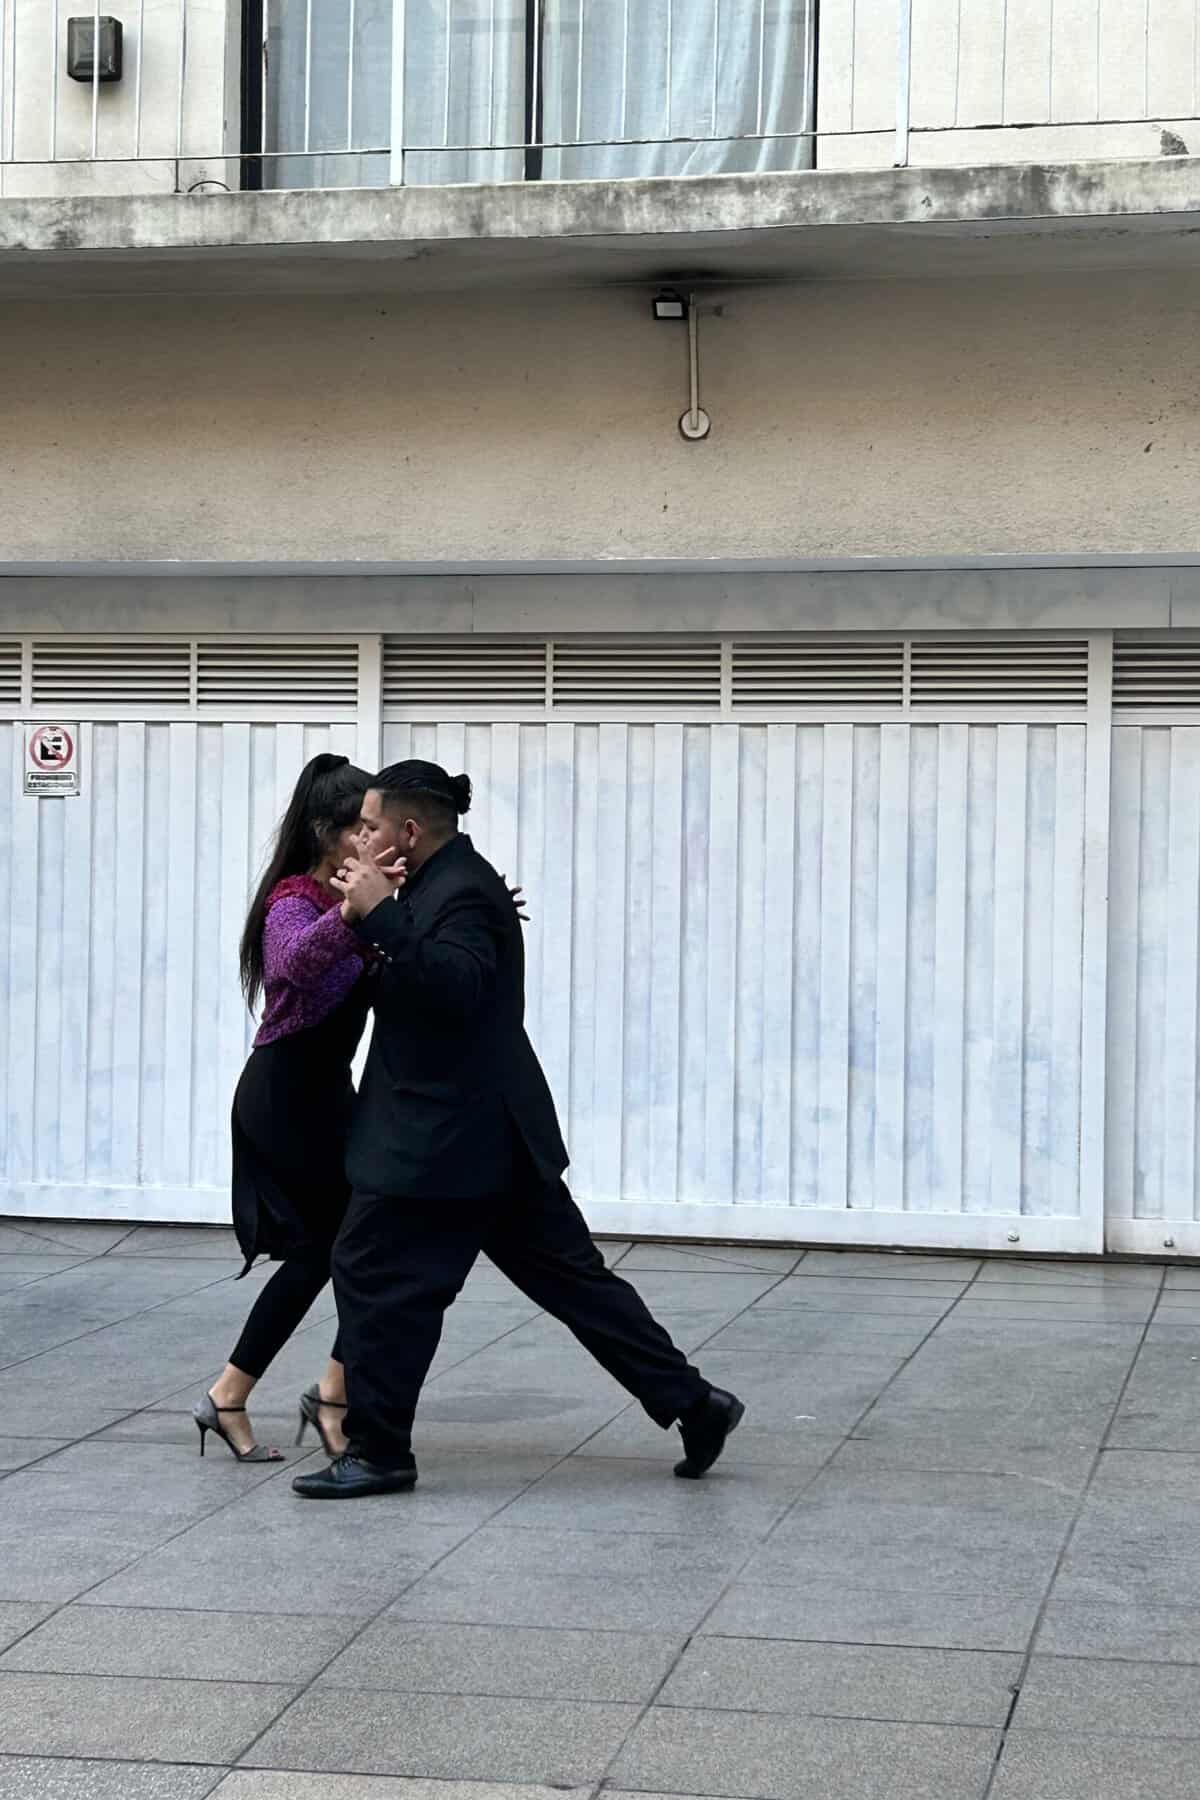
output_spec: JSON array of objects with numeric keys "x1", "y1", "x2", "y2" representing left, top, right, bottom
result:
[
  {"x1": 333, "y1": 1175, "x2": 708, "y2": 1462},
  {"x1": 229, "y1": 1252, "x2": 341, "y2": 1381}
]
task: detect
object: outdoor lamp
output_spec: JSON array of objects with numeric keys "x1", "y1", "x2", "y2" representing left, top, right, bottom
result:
[
  {"x1": 652, "y1": 289, "x2": 688, "y2": 321},
  {"x1": 67, "y1": 16, "x2": 124, "y2": 83}
]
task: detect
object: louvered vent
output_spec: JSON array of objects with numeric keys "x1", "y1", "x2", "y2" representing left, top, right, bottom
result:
[
  {"x1": 0, "y1": 642, "x2": 20, "y2": 707},
  {"x1": 909, "y1": 639, "x2": 1088, "y2": 707},
  {"x1": 31, "y1": 639, "x2": 192, "y2": 707},
  {"x1": 552, "y1": 639, "x2": 722, "y2": 707},
  {"x1": 731, "y1": 639, "x2": 905, "y2": 708},
  {"x1": 1112, "y1": 639, "x2": 1200, "y2": 709},
  {"x1": 196, "y1": 641, "x2": 358, "y2": 710},
  {"x1": 384, "y1": 640, "x2": 548, "y2": 709}
]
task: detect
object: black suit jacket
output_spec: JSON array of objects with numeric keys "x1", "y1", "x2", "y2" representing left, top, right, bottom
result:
[{"x1": 345, "y1": 834, "x2": 569, "y2": 1199}]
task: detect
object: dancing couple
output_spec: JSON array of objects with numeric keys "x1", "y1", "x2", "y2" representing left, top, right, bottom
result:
[{"x1": 195, "y1": 753, "x2": 744, "y2": 1496}]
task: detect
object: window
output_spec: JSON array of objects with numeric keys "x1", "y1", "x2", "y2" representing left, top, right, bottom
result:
[{"x1": 245, "y1": 1, "x2": 817, "y2": 190}]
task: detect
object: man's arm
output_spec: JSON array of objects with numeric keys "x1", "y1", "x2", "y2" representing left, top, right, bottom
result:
[{"x1": 354, "y1": 886, "x2": 503, "y2": 1022}]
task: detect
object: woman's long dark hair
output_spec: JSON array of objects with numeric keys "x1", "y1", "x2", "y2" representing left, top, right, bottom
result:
[{"x1": 239, "y1": 753, "x2": 371, "y2": 1009}]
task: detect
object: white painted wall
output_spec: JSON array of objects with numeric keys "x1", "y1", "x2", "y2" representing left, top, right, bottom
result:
[
  {"x1": 1, "y1": 0, "x2": 238, "y2": 198},
  {"x1": 819, "y1": 0, "x2": 1200, "y2": 167},
  {"x1": 1, "y1": 274, "x2": 1198, "y2": 564}
]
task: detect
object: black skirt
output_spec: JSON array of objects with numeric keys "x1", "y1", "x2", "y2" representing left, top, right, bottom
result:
[{"x1": 231, "y1": 983, "x2": 370, "y2": 1274}]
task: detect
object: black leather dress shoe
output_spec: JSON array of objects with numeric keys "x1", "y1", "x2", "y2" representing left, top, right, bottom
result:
[
  {"x1": 674, "y1": 1387, "x2": 745, "y2": 1478},
  {"x1": 292, "y1": 1451, "x2": 418, "y2": 1500}
]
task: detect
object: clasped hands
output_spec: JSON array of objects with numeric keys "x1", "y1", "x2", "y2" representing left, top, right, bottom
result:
[
  {"x1": 333, "y1": 847, "x2": 407, "y2": 924},
  {"x1": 333, "y1": 849, "x2": 530, "y2": 925}
]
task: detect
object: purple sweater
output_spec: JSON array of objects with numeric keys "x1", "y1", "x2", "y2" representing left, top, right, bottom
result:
[{"x1": 253, "y1": 875, "x2": 369, "y2": 1047}]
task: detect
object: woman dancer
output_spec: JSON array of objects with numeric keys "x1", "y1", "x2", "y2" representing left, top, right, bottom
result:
[{"x1": 193, "y1": 754, "x2": 380, "y2": 1462}]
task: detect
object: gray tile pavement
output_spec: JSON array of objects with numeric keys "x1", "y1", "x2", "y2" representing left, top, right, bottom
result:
[{"x1": 0, "y1": 1218, "x2": 1192, "y2": 1798}]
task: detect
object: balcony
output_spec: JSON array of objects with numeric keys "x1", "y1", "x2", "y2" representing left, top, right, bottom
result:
[{"x1": 2, "y1": 1, "x2": 1200, "y2": 297}]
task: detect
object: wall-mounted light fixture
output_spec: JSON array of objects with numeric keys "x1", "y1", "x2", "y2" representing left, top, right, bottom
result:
[
  {"x1": 67, "y1": 16, "x2": 124, "y2": 83},
  {"x1": 652, "y1": 289, "x2": 688, "y2": 322},
  {"x1": 652, "y1": 288, "x2": 711, "y2": 441}
]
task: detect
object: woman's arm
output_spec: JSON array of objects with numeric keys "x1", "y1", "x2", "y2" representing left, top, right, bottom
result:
[{"x1": 262, "y1": 895, "x2": 363, "y2": 993}]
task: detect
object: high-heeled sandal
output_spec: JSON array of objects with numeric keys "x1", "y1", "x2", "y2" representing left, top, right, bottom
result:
[
  {"x1": 192, "y1": 1392, "x2": 284, "y2": 1463},
  {"x1": 296, "y1": 1383, "x2": 349, "y2": 1458}
]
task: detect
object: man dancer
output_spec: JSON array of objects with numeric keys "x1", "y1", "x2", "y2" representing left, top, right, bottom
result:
[{"x1": 293, "y1": 758, "x2": 743, "y2": 1499}]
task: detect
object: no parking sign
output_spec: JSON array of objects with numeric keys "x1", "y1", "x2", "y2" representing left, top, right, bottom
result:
[{"x1": 24, "y1": 722, "x2": 82, "y2": 797}]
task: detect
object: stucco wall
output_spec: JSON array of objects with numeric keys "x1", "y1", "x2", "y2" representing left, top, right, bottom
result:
[{"x1": 2, "y1": 271, "x2": 1198, "y2": 561}]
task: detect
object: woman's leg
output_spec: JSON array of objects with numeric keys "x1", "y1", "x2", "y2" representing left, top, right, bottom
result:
[{"x1": 210, "y1": 1253, "x2": 332, "y2": 1455}]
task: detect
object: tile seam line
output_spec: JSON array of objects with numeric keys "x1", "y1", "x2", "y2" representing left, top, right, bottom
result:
[
  {"x1": 224, "y1": 1260, "x2": 704, "y2": 1776},
  {"x1": 589, "y1": 1256, "x2": 992, "y2": 1790},
  {"x1": 978, "y1": 1256, "x2": 1169, "y2": 1800}
]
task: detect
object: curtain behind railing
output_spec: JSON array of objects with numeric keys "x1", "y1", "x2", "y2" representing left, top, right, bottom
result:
[{"x1": 263, "y1": 0, "x2": 816, "y2": 189}]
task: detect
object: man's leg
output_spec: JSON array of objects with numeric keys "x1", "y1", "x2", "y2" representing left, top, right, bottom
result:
[
  {"x1": 483, "y1": 1176, "x2": 709, "y2": 1428},
  {"x1": 331, "y1": 1191, "x2": 483, "y2": 1463}
]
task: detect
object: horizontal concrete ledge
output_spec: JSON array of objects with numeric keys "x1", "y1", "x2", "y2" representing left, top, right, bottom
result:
[
  {"x1": 6, "y1": 158, "x2": 1200, "y2": 254},
  {"x1": 3, "y1": 158, "x2": 1200, "y2": 295},
  {"x1": 3, "y1": 553, "x2": 1200, "y2": 577}
]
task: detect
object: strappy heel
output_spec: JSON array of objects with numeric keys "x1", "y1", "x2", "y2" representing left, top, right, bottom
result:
[
  {"x1": 296, "y1": 1383, "x2": 349, "y2": 1459},
  {"x1": 192, "y1": 1392, "x2": 284, "y2": 1463}
]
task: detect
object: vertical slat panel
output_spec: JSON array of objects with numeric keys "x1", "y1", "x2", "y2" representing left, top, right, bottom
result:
[
  {"x1": 904, "y1": 725, "x2": 938, "y2": 1210},
  {"x1": 962, "y1": 728, "x2": 997, "y2": 1216},
  {"x1": 485, "y1": 722, "x2": 520, "y2": 895},
  {"x1": 873, "y1": 724, "x2": 909, "y2": 1210},
  {"x1": 33, "y1": 789, "x2": 65, "y2": 1180},
  {"x1": 818, "y1": 724, "x2": 854, "y2": 1212},
  {"x1": 703, "y1": 723, "x2": 739, "y2": 1204},
  {"x1": 1049, "y1": 724, "x2": 1087, "y2": 1222},
  {"x1": 1147, "y1": 0, "x2": 1195, "y2": 118},
  {"x1": 1134, "y1": 728, "x2": 1170, "y2": 1219},
  {"x1": 1098, "y1": 0, "x2": 1149, "y2": 121},
  {"x1": 162, "y1": 723, "x2": 198, "y2": 1187},
  {"x1": 1003, "y1": 0, "x2": 1053, "y2": 121},
  {"x1": 622, "y1": 724, "x2": 654, "y2": 1199},
  {"x1": 86, "y1": 725, "x2": 119, "y2": 1184},
  {"x1": 990, "y1": 725, "x2": 1028, "y2": 1214},
  {"x1": 1104, "y1": 727, "x2": 1142, "y2": 1225},
  {"x1": 591, "y1": 723, "x2": 627, "y2": 1203},
  {"x1": 733, "y1": 727, "x2": 765, "y2": 1205},
  {"x1": 568, "y1": 724, "x2": 599, "y2": 1200},
  {"x1": 1051, "y1": 0, "x2": 1100, "y2": 122},
  {"x1": 518, "y1": 725, "x2": 548, "y2": 1071},
  {"x1": 760, "y1": 724, "x2": 796, "y2": 1209},
  {"x1": 650, "y1": 725, "x2": 684, "y2": 1205},
  {"x1": 539, "y1": 722, "x2": 575, "y2": 1128},
  {"x1": 791, "y1": 724, "x2": 824, "y2": 1206},
  {"x1": 847, "y1": 726, "x2": 879, "y2": 1210},
  {"x1": 217, "y1": 723, "x2": 252, "y2": 1188},
  {"x1": 932, "y1": 724, "x2": 969, "y2": 1212},
  {"x1": 956, "y1": 0, "x2": 1007, "y2": 125},
  {"x1": 1163, "y1": 728, "x2": 1200, "y2": 1224},
  {"x1": 190, "y1": 724, "x2": 223, "y2": 1186},
  {"x1": 677, "y1": 726, "x2": 709, "y2": 1204},
  {"x1": 111, "y1": 723, "x2": 146, "y2": 1186},
  {"x1": 1021, "y1": 727, "x2": 1056, "y2": 1215},
  {"x1": 139, "y1": 724, "x2": 170, "y2": 1185},
  {"x1": 56, "y1": 722, "x2": 93, "y2": 1184}
]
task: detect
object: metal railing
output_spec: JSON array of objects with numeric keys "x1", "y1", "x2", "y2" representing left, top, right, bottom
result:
[{"x1": 1, "y1": 0, "x2": 1198, "y2": 197}]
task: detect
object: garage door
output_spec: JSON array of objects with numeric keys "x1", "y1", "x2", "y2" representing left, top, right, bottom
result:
[
  {"x1": 0, "y1": 626, "x2": 1117, "y2": 1251},
  {"x1": 382, "y1": 632, "x2": 1109, "y2": 1252},
  {"x1": 1106, "y1": 635, "x2": 1200, "y2": 1256}
]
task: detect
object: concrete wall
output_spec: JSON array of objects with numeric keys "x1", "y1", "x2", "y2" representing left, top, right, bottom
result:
[{"x1": 2, "y1": 271, "x2": 1198, "y2": 562}]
